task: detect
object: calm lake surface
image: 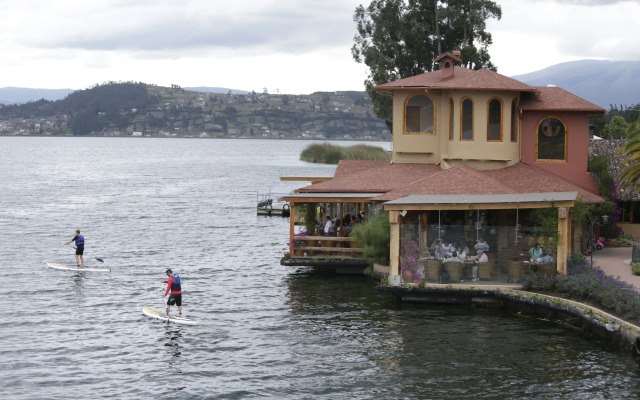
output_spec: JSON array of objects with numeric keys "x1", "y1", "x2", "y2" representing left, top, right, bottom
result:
[{"x1": 1, "y1": 137, "x2": 640, "y2": 399}]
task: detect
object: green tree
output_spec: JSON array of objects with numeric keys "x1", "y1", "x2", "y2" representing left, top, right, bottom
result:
[
  {"x1": 589, "y1": 114, "x2": 605, "y2": 136},
  {"x1": 351, "y1": 211, "x2": 390, "y2": 265},
  {"x1": 619, "y1": 116, "x2": 640, "y2": 191},
  {"x1": 351, "y1": 0, "x2": 501, "y2": 129},
  {"x1": 602, "y1": 115, "x2": 629, "y2": 139}
]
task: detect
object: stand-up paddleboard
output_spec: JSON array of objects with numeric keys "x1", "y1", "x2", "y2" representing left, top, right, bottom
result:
[
  {"x1": 47, "y1": 262, "x2": 110, "y2": 272},
  {"x1": 142, "y1": 306, "x2": 199, "y2": 326}
]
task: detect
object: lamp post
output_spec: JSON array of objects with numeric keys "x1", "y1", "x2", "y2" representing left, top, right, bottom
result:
[{"x1": 589, "y1": 215, "x2": 610, "y2": 266}]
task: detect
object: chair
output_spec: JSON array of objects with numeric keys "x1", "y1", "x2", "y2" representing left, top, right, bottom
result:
[
  {"x1": 508, "y1": 261, "x2": 528, "y2": 283},
  {"x1": 444, "y1": 261, "x2": 463, "y2": 282},
  {"x1": 424, "y1": 259, "x2": 441, "y2": 281},
  {"x1": 478, "y1": 261, "x2": 494, "y2": 281}
]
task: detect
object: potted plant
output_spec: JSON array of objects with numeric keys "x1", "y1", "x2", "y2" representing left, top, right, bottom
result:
[
  {"x1": 401, "y1": 237, "x2": 421, "y2": 283},
  {"x1": 291, "y1": 230, "x2": 308, "y2": 256}
]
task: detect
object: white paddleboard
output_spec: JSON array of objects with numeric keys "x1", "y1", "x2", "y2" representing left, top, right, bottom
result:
[
  {"x1": 142, "y1": 306, "x2": 199, "y2": 326},
  {"x1": 47, "y1": 262, "x2": 111, "y2": 272}
]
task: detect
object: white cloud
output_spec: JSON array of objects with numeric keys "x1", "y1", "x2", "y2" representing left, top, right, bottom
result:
[
  {"x1": 487, "y1": 0, "x2": 640, "y2": 76},
  {"x1": 1, "y1": 0, "x2": 639, "y2": 92}
]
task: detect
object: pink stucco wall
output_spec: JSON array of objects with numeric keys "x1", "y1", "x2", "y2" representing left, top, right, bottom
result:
[{"x1": 520, "y1": 111, "x2": 599, "y2": 194}]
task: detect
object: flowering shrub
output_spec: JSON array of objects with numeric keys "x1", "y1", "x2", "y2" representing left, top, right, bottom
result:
[
  {"x1": 291, "y1": 230, "x2": 308, "y2": 247},
  {"x1": 380, "y1": 273, "x2": 389, "y2": 286},
  {"x1": 523, "y1": 252, "x2": 640, "y2": 321},
  {"x1": 400, "y1": 237, "x2": 420, "y2": 272}
]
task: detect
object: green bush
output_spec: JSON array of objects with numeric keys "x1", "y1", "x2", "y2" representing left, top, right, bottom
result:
[
  {"x1": 350, "y1": 211, "x2": 390, "y2": 265},
  {"x1": 632, "y1": 264, "x2": 640, "y2": 276},
  {"x1": 300, "y1": 143, "x2": 391, "y2": 164},
  {"x1": 617, "y1": 233, "x2": 635, "y2": 245}
]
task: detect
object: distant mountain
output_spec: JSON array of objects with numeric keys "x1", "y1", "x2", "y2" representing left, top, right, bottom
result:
[
  {"x1": 184, "y1": 86, "x2": 249, "y2": 95},
  {"x1": 512, "y1": 59, "x2": 640, "y2": 109},
  {"x1": 0, "y1": 87, "x2": 74, "y2": 105}
]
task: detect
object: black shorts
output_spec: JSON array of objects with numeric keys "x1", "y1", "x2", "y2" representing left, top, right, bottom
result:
[
  {"x1": 167, "y1": 293, "x2": 182, "y2": 307},
  {"x1": 76, "y1": 245, "x2": 84, "y2": 255}
]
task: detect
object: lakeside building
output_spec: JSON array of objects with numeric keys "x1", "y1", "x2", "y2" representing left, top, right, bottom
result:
[{"x1": 283, "y1": 51, "x2": 605, "y2": 286}]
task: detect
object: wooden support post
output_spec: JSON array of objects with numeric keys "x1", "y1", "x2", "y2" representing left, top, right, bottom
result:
[
  {"x1": 289, "y1": 202, "x2": 296, "y2": 254},
  {"x1": 419, "y1": 213, "x2": 428, "y2": 254},
  {"x1": 557, "y1": 207, "x2": 570, "y2": 275},
  {"x1": 389, "y1": 211, "x2": 400, "y2": 278}
]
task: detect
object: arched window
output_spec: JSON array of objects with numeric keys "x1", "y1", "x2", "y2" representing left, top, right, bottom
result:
[
  {"x1": 404, "y1": 94, "x2": 435, "y2": 134},
  {"x1": 510, "y1": 99, "x2": 518, "y2": 142},
  {"x1": 487, "y1": 98, "x2": 502, "y2": 141},
  {"x1": 449, "y1": 98, "x2": 454, "y2": 140},
  {"x1": 460, "y1": 98, "x2": 473, "y2": 141},
  {"x1": 536, "y1": 117, "x2": 567, "y2": 161}
]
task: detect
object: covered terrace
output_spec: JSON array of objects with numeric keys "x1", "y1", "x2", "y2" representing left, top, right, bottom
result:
[{"x1": 383, "y1": 192, "x2": 578, "y2": 287}]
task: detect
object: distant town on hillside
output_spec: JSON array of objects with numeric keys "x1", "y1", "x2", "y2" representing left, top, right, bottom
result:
[{"x1": 0, "y1": 82, "x2": 390, "y2": 140}]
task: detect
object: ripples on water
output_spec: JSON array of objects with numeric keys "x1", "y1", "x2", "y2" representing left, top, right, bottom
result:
[{"x1": 1, "y1": 137, "x2": 639, "y2": 399}]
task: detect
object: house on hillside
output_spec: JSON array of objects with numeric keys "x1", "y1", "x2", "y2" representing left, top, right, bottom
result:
[{"x1": 283, "y1": 51, "x2": 605, "y2": 286}]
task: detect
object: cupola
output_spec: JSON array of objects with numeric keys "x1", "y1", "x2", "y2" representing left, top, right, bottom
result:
[{"x1": 434, "y1": 50, "x2": 462, "y2": 80}]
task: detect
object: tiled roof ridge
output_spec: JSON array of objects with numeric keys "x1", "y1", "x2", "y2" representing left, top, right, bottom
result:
[{"x1": 455, "y1": 165, "x2": 517, "y2": 193}]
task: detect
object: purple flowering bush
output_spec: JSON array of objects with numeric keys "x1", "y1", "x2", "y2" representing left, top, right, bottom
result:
[
  {"x1": 523, "y1": 253, "x2": 640, "y2": 322},
  {"x1": 400, "y1": 237, "x2": 420, "y2": 272}
]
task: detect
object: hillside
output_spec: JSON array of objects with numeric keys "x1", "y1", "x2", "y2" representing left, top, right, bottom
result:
[
  {"x1": 512, "y1": 59, "x2": 640, "y2": 109},
  {"x1": 0, "y1": 83, "x2": 389, "y2": 140}
]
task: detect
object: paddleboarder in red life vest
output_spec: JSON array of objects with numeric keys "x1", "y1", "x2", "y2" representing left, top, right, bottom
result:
[
  {"x1": 65, "y1": 229, "x2": 85, "y2": 268},
  {"x1": 163, "y1": 269, "x2": 182, "y2": 317}
]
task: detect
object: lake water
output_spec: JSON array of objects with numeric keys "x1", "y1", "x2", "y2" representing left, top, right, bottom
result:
[{"x1": 1, "y1": 137, "x2": 639, "y2": 399}]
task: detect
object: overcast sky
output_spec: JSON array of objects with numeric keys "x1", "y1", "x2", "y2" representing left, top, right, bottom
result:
[{"x1": 1, "y1": 0, "x2": 638, "y2": 94}]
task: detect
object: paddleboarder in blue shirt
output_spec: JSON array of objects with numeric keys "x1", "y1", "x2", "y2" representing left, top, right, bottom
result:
[{"x1": 65, "y1": 229, "x2": 85, "y2": 268}]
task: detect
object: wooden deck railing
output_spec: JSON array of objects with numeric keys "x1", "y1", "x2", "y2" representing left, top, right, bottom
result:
[{"x1": 292, "y1": 236, "x2": 363, "y2": 256}]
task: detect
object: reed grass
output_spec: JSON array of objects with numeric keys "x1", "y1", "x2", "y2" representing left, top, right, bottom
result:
[{"x1": 300, "y1": 143, "x2": 391, "y2": 164}]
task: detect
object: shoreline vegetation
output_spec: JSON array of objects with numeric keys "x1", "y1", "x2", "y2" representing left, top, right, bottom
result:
[
  {"x1": 523, "y1": 253, "x2": 640, "y2": 326},
  {"x1": 300, "y1": 142, "x2": 391, "y2": 164}
]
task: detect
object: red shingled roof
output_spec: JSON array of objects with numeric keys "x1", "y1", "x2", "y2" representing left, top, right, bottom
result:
[
  {"x1": 374, "y1": 67, "x2": 538, "y2": 92},
  {"x1": 373, "y1": 165, "x2": 514, "y2": 201},
  {"x1": 519, "y1": 86, "x2": 605, "y2": 113},
  {"x1": 297, "y1": 161, "x2": 440, "y2": 193},
  {"x1": 297, "y1": 161, "x2": 603, "y2": 204}
]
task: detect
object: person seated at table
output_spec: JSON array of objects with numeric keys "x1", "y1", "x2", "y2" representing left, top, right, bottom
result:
[
  {"x1": 474, "y1": 237, "x2": 489, "y2": 254},
  {"x1": 443, "y1": 251, "x2": 463, "y2": 265},
  {"x1": 460, "y1": 240, "x2": 470, "y2": 255},
  {"x1": 430, "y1": 238, "x2": 443, "y2": 250},
  {"x1": 455, "y1": 246, "x2": 467, "y2": 260},
  {"x1": 529, "y1": 243, "x2": 543, "y2": 262},
  {"x1": 471, "y1": 250, "x2": 488, "y2": 282},
  {"x1": 433, "y1": 244, "x2": 445, "y2": 259},
  {"x1": 324, "y1": 216, "x2": 333, "y2": 237},
  {"x1": 342, "y1": 214, "x2": 351, "y2": 226},
  {"x1": 442, "y1": 240, "x2": 455, "y2": 256}
]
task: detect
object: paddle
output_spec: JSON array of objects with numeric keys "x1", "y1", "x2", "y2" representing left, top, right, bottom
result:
[{"x1": 65, "y1": 243, "x2": 104, "y2": 263}]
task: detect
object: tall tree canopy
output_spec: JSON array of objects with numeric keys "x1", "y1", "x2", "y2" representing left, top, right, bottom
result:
[{"x1": 352, "y1": 0, "x2": 502, "y2": 128}]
